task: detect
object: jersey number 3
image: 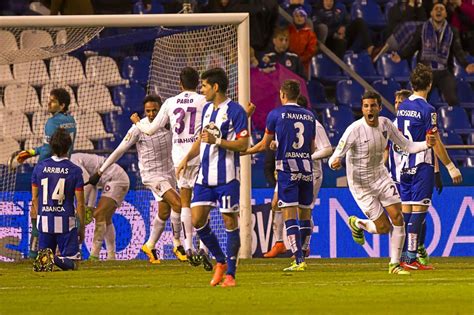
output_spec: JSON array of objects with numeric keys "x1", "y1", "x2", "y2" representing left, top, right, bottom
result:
[{"x1": 292, "y1": 122, "x2": 305, "y2": 149}]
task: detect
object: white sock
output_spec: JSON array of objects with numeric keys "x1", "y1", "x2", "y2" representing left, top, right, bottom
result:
[
  {"x1": 145, "y1": 215, "x2": 166, "y2": 249},
  {"x1": 390, "y1": 224, "x2": 405, "y2": 264},
  {"x1": 91, "y1": 221, "x2": 107, "y2": 257},
  {"x1": 356, "y1": 218, "x2": 378, "y2": 234},
  {"x1": 274, "y1": 211, "x2": 283, "y2": 242},
  {"x1": 104, "y1": 223, "x2": 116, "y2": 260},
  {"x1": 170, "y1": 210, "x2": 182, "y2": 248},
  {"x1": 181, "y1": 207, "x2": 193, "y2": 251}
]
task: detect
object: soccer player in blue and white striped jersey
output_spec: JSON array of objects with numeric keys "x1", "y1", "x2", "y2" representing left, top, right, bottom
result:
[
  {"x1": 31, "y1": 128, "x2": 84, "y2": 271},
  {"x1": 177, "y1": 68, "x2": 249, "y2": 287}
]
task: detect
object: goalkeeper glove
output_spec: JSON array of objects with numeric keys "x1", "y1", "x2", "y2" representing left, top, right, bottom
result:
[
  {"x1": 87, "y1": 172, "x2": 101, "y2": 186},
  {"x1": 434, "y1": 172, "x2": 443, "y2": 194},
  {"x1": 8, "y1": 149, "x2": 36, "y2": 170}
]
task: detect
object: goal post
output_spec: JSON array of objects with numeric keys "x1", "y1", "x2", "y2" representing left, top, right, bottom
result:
[{"x1": 0, "y1": 14, "x2": 253, "y2": 259}]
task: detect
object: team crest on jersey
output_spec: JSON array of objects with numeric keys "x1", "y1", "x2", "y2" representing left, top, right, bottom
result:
[
  {"x1": 431, "y1": 113, "x2": 437, "y2": 125},
  {"x1": 105, "y1": 185, "x2": 110, "y2": 192},
  {"x1": 204, "y1": 122, "x2": 222, "y2": 138},
  {"x1": 221, "y1": 113, "x2": 228, "y2": 122},
  {"x1": 124, "y1": 133, "x2": 131, "y2": 142},
  {"x1": 285, "y1": 59, "x2": 292, "y2": 67}
]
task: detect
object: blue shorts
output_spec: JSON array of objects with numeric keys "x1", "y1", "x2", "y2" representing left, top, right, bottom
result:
[
  {"x1": 400, "y1": 163, "x2": 434, "y2": 206},
  {"x1": 277, "y1": 171, "x2": 313, "y2": 209},
  {"x1": 39, "y1": 228, "x2": 79, "y2": 258},
  {"x1": 191, "y1": 179, "x2": 240, "y2": 213}
]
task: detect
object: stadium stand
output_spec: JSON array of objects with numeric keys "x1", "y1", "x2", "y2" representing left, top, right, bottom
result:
[
  {"x1": 311, "y1": 54, "x2": 347, "y2": 83},
  {"x1": 4, "y1": 84, "x2": 42, "y2": 113},
  {"x1": 77, "y1": 83, "x2": 121, "y2": 113},
  {"x1": 438, "y1": 106, "x2": 474, "y2": 135},
  {"x1": 343, "y1": 52, "x2": 383, "y2": 82},
  {"x1": 121, "y1": 55, "x2": 151, "y2": 85},
  {"x1": 322, "y1": 105, "x2": 355, "y2": 132},
  {"x1": 336, "y1": 79, "x2": 364, "y2": 109},
  {"x1": 350, "y1": 0, "x2": 386, "y2": 29},
  {"x1": 50, "y1": 55, "x2": 87, "y2": 86},
  {"x1": 376, "y1": 53, "x2": 410, "y2": 82},
  {"x1": 85, "y1": 56, "x2": 129, "y2": 86},
  {"x1": 13, "y1": 60, "x2": 50, "y2": 86}
]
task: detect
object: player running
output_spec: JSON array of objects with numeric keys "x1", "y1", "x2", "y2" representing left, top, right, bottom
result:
[
  {"x1": 328, "y1": 90, "x2": 436, "y2": 275},
  {"x1": 71, "y1": 153, "x2": 130, "y2": 261}
]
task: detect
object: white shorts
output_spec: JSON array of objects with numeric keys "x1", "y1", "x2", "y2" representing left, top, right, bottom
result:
[
  {"x1": 177, "y1": 165, "x2": 199, "y2": 189},
  {"x1": 143, "y1": 173, "x2": 177, "y2": 202},
  {"x1": 350, "y1": 175, "x2": 401, "y2": 221},
  {"x1": 100, "y1": 172, "x2": 130, "y2": 207}
]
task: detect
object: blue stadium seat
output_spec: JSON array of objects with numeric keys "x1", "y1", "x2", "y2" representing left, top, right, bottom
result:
[
  {"x1": 438, "y1": 106, "x2": 474, "y2": 135},
  {"x1": 102, "y1": 111, "x2": 134, "y2": 137},
  {"x1": 456, "y1": 79, "x2": 474, "y2": 108},
  {"x1": 336, "y1": 79, "x2": 364, "y2": 109},
  {"x1": 95, "y1": 137, "x2": 123, "y2": 151},
  {"x1": 467, "y1": 133, "x2": 474, "y2": 155},
  {"x1": 439, "y1": 130, "x2": 468, "y2": 160},
  {"x1": 113, "y1": 83, "x2": 146, "y2": 112},
  {"x1": 121, "y1": 55, "x2": 151, "y2": 85},
  {"x1": 322, "y1": 106, "x2": 355, "y2": 132},
  {"x1": 327, "y1": 129, "x2": 342, "y2": 146},
  {"x1": 350, "y1": 0, "x2": 386, "y2": 29},
  {"x1": 307, "y1": 80, "x2": 334, "y2": 110},
  {"x1": 376, "y1": 54, "x2": 410, "y2": 82},
  {"x1": 380, "y1": 106, "x2": 396, "y2": 120},
  {"x1": 343, "y1": 52, "x2": 383, "y2": 82},
  {"x1": 373, "y1": 78, "x2": 401, "y2": 103},
  {"x1": 311, "y1": 54, "x2": 347, "y2": 83},
  {"x1": 454, "y1": 56, "x2": 474, "y2": 82},
  {"x1": 466, "y1": 157, "x2": 474, "y2": 168}
]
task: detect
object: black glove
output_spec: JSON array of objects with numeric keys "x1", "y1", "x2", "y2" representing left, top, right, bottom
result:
[
  {"x1": 86, "y1": 172, "x2": 101, "y2": 186},
  {"x1": 434, "y1": 172, "x2": 443, "y2": 194}
]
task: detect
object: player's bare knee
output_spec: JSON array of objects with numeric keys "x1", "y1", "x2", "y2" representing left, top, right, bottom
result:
[
  {"x1": 222, "y1": 213, "x2": 238, "y2": 230},
  {"x1": 192, "y1": 216, "x2": 207, "y2": 229}
]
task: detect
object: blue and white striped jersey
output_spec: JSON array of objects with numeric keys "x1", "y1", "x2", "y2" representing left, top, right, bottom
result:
[
  {"x1": 32, "y1": 156, "x2": 84, "y2": 234},
  {"x1": 265, "y1": 103, "x2": 316, "y2": 174},
  {"x1": 396, "y1": 95, "x2": 436, "y2": 168},
  {"x1": 196, "y1": 98, "x2": 249, "y2": 186}
]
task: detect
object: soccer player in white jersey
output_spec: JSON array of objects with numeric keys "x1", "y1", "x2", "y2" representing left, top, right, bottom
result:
[
  {"x1": 176, "y1": 68, "x2": 249, "y2": 287},
  {"x1": 130, "y1": 67, "x2": 210, "y2": 268},
  {"x1": 88, "y1": 95, "x2": 186, "y2": 264},
  {"x1": 328, "y1": 91, "x2": 436, "y2": 275},
  {"x1": 71, "y1": 153, "x2": 130, "y2": 261},
  {"x1": 395, "y1": 64, "x2": 462, "y2": 270}
]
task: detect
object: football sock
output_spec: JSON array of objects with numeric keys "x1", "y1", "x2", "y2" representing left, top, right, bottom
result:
[
  {"x1": 401, "y1": 212, "x2": 412, "y2": 262},
  {"x1": 285, "y1": 219, "x2": 303, "y2": 264},
  {"x1": 104, "y1": 223, "x2": 116, "y2": 260},
  {"x1": 199, "y1": 239, "x2": 209, "y2": 254},
  {"x1": 145, "y1": 215, "x2": 166, "y2": 249},
  {"x1": 225, "y1": 228, "x2": 240, "y2": 277},
  {"x1": 390, "y1": 224, "x2": 405, "y2": 264},
  {"x1": 196, "y1": 221, "x2": 225, "y2": 264},
  {"x1": 91, "y1": 221, "x2": 106, "y2": 257},
  {"x1": 406, "y1": 212, "x2": 427, "y2": 263},
  {"x1": 299, "y1": 220, "x2": 312, "y2": 252},
  {"x1": 170, "y1": 210, "x2": 182, "y2": 248},
  {"x1": 29, "y1": 218, "x2": 39, "y2": 258},
  {"x1": 181, "y1": 207, "x2": 193, "y2": 251},
  {"x1": 355, "y1": 218, "x2": 378, "y2": 233},
  {"x1": 419, "y1": 217, "x2": 427, "y2": 248},
  {"x1": 54, "y1": 256, "x2": 76, "y2": 270},
  {"x1": 273, "y1": 211, "x2": 283, "y2": 242}
]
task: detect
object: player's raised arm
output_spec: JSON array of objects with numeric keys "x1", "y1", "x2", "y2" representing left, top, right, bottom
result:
[
  {"x1": 328, "y1": 126, "x2": 355, "y2": 170},
  {"x1": 131, "y1": 98, "x2": 170, "y2": 135},
  {"x1": 386, "y1": 120, "x2": 431, "y2": 153}
]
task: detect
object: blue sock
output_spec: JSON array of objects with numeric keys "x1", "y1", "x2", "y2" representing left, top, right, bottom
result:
[
  {"x1": 285, "y1": 219, "x2": 303, "y2": 264},
  {"x1": 54, "y1": 256, "x2": 76, "y2": 270},
  {"x1": 225, "y1": 228, "x2": 240, "y2": 277},
  {"x1": 196, "y1": 221, "x2": 226, "y2": 264},
  {"x1": 406, "y1": 212, "x2": 427, "y2": 263},
  {"x1": 299, "y1": 220, "x2": 312, "y2": 253},
  {"x1": 401, "y1": 212, "x2": 412, "y2": 262}
]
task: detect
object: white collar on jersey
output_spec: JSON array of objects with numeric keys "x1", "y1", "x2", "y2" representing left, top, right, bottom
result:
[
  {"x1": 408, "y1": 94, "x2": 427, "y2": 101},
  {"x1": 283, "y1": 102, "x2": 299, "y2": 106},
  {"x1": 52, "y1": 155, "x2": 69, "y2": 161},
  {"x1": 212, "y1": 97, "x2": 231, "y2": 109}
]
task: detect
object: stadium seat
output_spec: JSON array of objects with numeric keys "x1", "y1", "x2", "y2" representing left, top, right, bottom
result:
[
  {"x1": 74, "y1": 136, "x2": 95, "y2": 151},
  {"x1": 0, "y1": 65, "x2": 15, "y2": 86},
  {"x1": 95, "y1": 137, "x2": 123, "y2": 151},
  {"x1": 311, "y1": 54, "x2": 347, "y2": 83},
  {"x1": 41, "y1": 83, "x2": 78, "y2": 112},
  {"x1": 0, "y1": 30, "x2": 18, "y2": 53},
  {"x1": 113, "y1": 83, "x2": 146, "y2": 112},
  {"x1": 0, "y1": 137, "x2": 20, "y2": 165},
  {"x1": 31, "y1": 111, "x2": 50, "y2": 136},
  {"x1": 326, "y1": 129, "x2": 342, "y2": 146},
  {"x1": 322, "y1": 106, "x2": 355, "y2": 132},
  {"x1": 466, "y1": 157, "x2": 474, "y2": 168},
  {"x1": 453, "y1": 56, "x2": 474, "y2": 82},
  {"x1": 343, "y1": 52, "x2": 383, "y2": 82},
  {"x1": 336, "y1": 79, "x2": 364, "y2": 109},
  {"x1": 439, "y1": 130, "x2": 468, "y2": 160},
  {"x1": 77, "y1": 83, "x2": 121, "y2": 113},
  {"x1": 380, "y1": 106, "x2": 395, "y2": 120},
  {"x1": 350, "y1": 0, "x2": 386, "y2": 29},
  {"x1": 50, "y1": 55, "x2": 87, "y2": 86},
  {"x1": 307, "y1": 80, "x2": 333, "y2": 110},
  {"x1": 372, "y1": 79, "x2": 401, "y2": 103},
  {"x1": 20, "y1": 30, "x2": 53, "y2": 49},
  {"x1": 74, "y1": 111, "x2": 114, "y2": 141},
  {"x1": 55, "y1": 30, "x2": 68, "y2": 45},
  {"x1": 4, "y1": 84, "x2": 42, "y2": 113},
  {"x1": 0, "y1": 111, "x2": 33, "y2": 141},
  {"x1": 376, "y1": 54, "x2": 410, "y2": 82},
  {"x1": 456, "y1": 79, "x2": 474, "y2": 108},
  {"x1": 85, "y1": 56, "x2": 128, "y2": 86},
  {"x1": 122, "y1": 55, "x2": 151, "y2": 85},
  {"x1": 438, "y1": 106, "x2": 474, "y2": 135},
  {"x1": 466, "y1": 133, "x2": 474, "y2": 156},
  {"x1": 102, "y1": 111, "x2": 133, "y2": 137},
  {"x1": 13, "y1": 60, "x2": 50, "y2": 86}
]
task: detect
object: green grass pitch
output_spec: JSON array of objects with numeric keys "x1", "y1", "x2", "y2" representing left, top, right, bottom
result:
[{"x1": 1, "y1": 257, "x2": 473, "y2": 314}]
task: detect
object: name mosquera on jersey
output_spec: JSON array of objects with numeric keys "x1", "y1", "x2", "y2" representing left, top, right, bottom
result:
[{"x1": 397, "y1": 110, "x2": 421, "y2": 119}]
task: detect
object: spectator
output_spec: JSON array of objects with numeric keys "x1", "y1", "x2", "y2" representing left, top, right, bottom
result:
[
  {"x1": 49, "y1": 0, "x2": 94, "y2": 14},
  {"x1": 260, "y1": 27, "x2": 307, "y2": 79},
  {"x1": 288, "y1": 7, "x2": 318, "y2": 79},
  {"x1": 392, "y1": 2, "x2": 474, "y2": 106},
  {"x1": 447, "y1": 0, "x2": 474, "y2": 54},
  {"x1": 311, "y1": 0, "x2": 374, "y2": 58}
]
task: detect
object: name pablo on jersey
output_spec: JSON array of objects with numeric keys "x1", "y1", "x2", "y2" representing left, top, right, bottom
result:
[
  {"x1": 203, "y1": 122, "x2": 222, "y2": 139},
  {"x1": 176, "y1": 97, "x2": 194, "y2": 104},
  {"x1": 397, "y1": 110, "x2": 421, "y2": 119},
  {"x1": 42, "y1": 167, "x2": 69, "y2": 174}
]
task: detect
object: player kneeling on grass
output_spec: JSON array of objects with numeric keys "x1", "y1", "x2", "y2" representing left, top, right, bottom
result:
[
  {"x1": 71, "y1": 153, "x2": 130, "y2": 260},
  {"x1": 31, "y1": 128, "x2": 85, "y2": 272},
  {"x1": 328, "y1": 91, "x2": 436, "y2": 275}
]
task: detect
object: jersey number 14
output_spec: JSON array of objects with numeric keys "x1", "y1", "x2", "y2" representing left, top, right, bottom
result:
[{"x1": 41, "y1": 178, "x2": 66, "y2": 205}]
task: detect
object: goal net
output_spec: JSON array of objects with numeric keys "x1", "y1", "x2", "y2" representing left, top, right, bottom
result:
[{"x1": 0, "y1": 14, "x2": 251, "y2": 262}]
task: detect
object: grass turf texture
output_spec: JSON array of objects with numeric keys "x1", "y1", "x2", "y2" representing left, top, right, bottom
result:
[{"x1": 0, "y1": 257, "x2": 472, "y2": 314}]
